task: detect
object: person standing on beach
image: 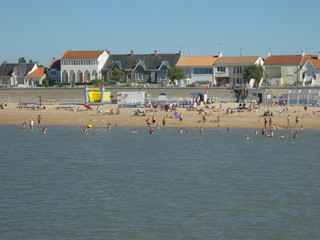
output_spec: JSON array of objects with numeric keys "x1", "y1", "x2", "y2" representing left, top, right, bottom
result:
[
  {"x1": 295, "y1": 116, "x2": 300, "y2": 126},
  {"x1": 162, "y1": 118, "x2": 166, "y2": 128},
  {"x1": 287, "y1": 115, "x2": 291, "y2": 126},
  {"x1": 179, "y1": 113, "x2": 183, "y2": 122},
  {"x1": 38, "y1": 114, "x2": 41, "y2": 125},
  {"x1": 264, "y1": 118, "x2": 267, "y2": 129},
  {"x1": 269, "y1": 118, "x2": 273, "y2": 129}
]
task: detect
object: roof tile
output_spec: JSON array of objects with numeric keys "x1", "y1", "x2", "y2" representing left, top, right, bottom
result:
[
  {"x1": 215, "y1": 56, "x2": 260, "y2": 64},
  {"x1": 61, "y1": 50, "x2": 105, "y2": 59},
  {"x1": 24, "y1": 67, "x2": 46, "y2": 78},
  {"x1": 176, "y1": 56, "x2": 218, "y2": 67}
]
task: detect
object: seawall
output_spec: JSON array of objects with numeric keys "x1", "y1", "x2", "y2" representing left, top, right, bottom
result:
[{"x1": 0, "y1": 87, "x2": 319, "y2": 104}]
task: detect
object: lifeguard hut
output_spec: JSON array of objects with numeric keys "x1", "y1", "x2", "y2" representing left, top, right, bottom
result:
[{"x1": 84, "y1": 84, "x2": 110, "y2": 105}]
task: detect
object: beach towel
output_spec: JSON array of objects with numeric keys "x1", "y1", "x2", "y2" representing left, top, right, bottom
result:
[{"x1": 174, "y1": 112, "x2": 180, "y2": 118}]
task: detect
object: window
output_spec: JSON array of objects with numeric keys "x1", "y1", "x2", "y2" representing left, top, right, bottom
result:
[
  {"x1": 157, "y1": 71, "x2": 167, "y2": 80},
  {"x1": 234, "y1": 67, "x2": 242, "y2": 74},
  {"x1": 287, "y1": 67, "x2": 295, "y2": 75},
  {"x1": 135, "y1": 72, "x2": 144, "y2": 80},
  {"x1": 193, "y1": 68, "x2": 213, "y2": 74},
  {"x1": 217, "y1": 66, "x2": 225, "y2": 72}
]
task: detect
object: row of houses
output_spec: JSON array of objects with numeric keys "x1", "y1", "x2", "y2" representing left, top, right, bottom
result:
[{"x1": 1, "y1": 49, "x2": 320, "y2": 87}]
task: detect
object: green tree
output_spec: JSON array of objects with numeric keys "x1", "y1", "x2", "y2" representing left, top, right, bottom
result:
[
  {"x1": 168, "y1": 65, "x2": 185, "y2": 84},
  {"x1": 18, "y1": 57, "x2": 26, "y2": 63},
  {"x1": 90, "y1": 79, "x2": 104, "y2": 86},
  {"x1": 42, "y1": 78, "x2": 49, "y2": 87},
  {"x1": 243, "y1": 64, "x2": 264, "y2": 88},
  {"x1": 110, "y1": 68, "x2": 124, "y2": 81},
  {"x1": 29, "y1": 59, "x2": 34, "y2": 63}
]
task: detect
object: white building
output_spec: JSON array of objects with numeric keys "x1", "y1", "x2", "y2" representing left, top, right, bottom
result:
[
  {"x1": 214, "y1": 54, "x2": 264, "y2": 87},
  {"x1": 176, "y1": 55, "x2": 218, "y2": 85},
  {"x1": 60, "y1": 50, "x2": 109, "y2": 83}
]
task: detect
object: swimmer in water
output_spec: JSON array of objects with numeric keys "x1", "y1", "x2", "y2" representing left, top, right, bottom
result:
[
  {"x1": 179, "y1": 127, "x2": 183, "y2": 135},
  {"x1": 245, "y1": 135, "x2": 250, "y2": 140},
  {"x1": 279, "y1": 133, "x2": 285, "y2": 139},
  {"x1": 132, "y1": 129, "x2": 138, "y2": 134},
  {"x1": 42, "y1": 126, "x2": 47, "y2": 134},
  {"x1": 293, "y1": 132, "x2": 298, "y2": 139}
]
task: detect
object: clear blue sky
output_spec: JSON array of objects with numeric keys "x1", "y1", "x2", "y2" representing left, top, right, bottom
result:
[{"x1": 1, "y1": 0, "x2": 319, "y2": 66}]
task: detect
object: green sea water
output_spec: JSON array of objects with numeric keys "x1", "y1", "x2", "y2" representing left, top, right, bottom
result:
[{"x1": 0, "y1": 125, "x2": 319, "y2": 239}]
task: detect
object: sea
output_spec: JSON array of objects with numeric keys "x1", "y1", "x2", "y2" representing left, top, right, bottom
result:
[{"x1": 0, "y1": 125, "x2": 319, "y2": 240}]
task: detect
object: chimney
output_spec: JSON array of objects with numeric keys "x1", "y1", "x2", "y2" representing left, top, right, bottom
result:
[
  {"x1": 318, "y1": 51, "x2": 320, "y2": 60},
  {"x1": 218, "y1": 52, "x2": 223, "y2": 57},
  {"x1": 131, "y1": 49, "x2": 135, "y2": 56},
  {"x1": 154, "y1": 50, "x2": 159, "y2": 55},
  {"x1": 301, "y1": 50, "x2": 305, "y2": 56},
  {"x1": 107, "y1": 50, "x2": 111, "y2": 55},
  {"x1": 179, "y1": 50, "x2": 182, "y2": 56}
]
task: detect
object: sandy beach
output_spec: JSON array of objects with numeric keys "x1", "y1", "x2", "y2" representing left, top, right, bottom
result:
[{"x1": 0, "y1": 102, "x2": 319, "y2": 130}]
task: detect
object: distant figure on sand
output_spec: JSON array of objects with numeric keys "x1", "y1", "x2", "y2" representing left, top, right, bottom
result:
[
  {"x1": 107, "y1": 123, "x2": 112, "y2": 130},
  {"x1": 295, "y1": 116, "x2": 299, "y2": 126},
  {"x1": 287, "y1": 115, "x2": 291, "y2": 125},
  {"x1": 38, "y1": 114, "x2": 41, "y2": 124}
]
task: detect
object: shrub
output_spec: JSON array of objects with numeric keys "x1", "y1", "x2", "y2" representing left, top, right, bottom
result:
[
  {"x1": 90, "y1": 79, "x2": 104, "y2": 86},
  {"x1": 42, "y1": 78, "x2": 49, "y2": 87}
]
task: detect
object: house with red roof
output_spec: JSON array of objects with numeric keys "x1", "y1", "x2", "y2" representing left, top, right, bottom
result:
[
  {"x1": 300, "y1": 53, "x2": 320, "y2": 86},
  {"x1": 176, "y1": 55, "x2": 218, "y2": 85},
  {"x1": 60, "y1": 50, "x2": 109, "y2": 83},
  {"x1": 263, "y1": 51, "x2": 318, "y2": 86},
  {"x1": 24, "y1": 66, "x2": 46, "y2": 86},
  {"x1": 213, "y1": 54, "x2": 263, "y2": 87},
  {"x1": 176, "y1": 52, "x2": 263, "y2": 87}
]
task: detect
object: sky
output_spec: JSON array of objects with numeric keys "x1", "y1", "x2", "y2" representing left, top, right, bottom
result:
[{"x1": 1, "y1": 0, "x2": 319, "y2": 66}]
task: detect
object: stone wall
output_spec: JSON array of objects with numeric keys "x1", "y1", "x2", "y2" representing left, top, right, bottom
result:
[
  {"x1": 1, "y1": 87, "x2": 318, "y2": 104},
  {"x1": 0, "y1": 87, "x2": 235, "y2": 103}
]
